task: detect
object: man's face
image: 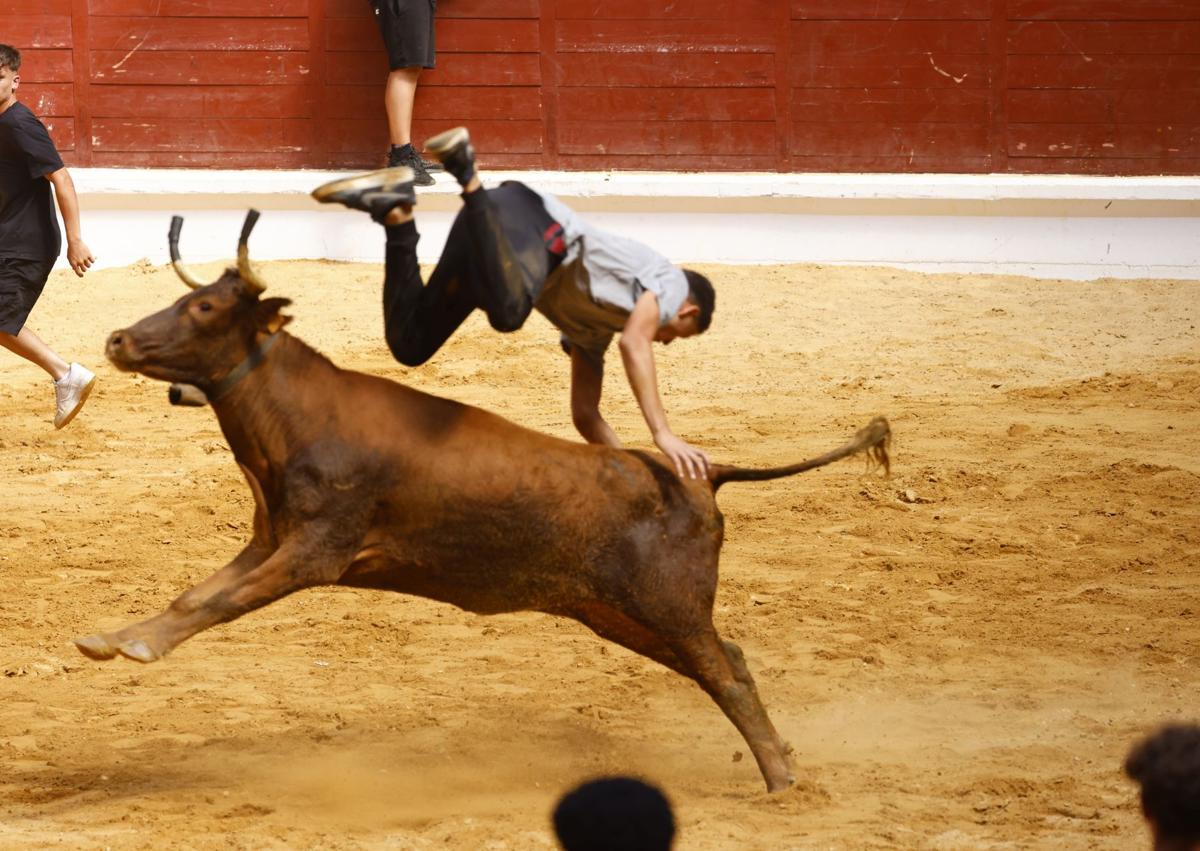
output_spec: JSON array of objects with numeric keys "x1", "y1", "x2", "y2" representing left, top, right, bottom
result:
[
  {"x1": 653, "y1": 310, "x2": 701, "y2": 345},
  {"x1": 0, "y1": 65, "x2": 18, "y2": 109}
]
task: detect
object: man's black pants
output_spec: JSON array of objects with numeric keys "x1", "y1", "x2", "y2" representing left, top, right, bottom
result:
[{"x1": 382, "y1": 181, "x2": 565, "y2": 366}]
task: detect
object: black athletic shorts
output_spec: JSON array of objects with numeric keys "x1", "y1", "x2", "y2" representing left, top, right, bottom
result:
[
  {"x1": 371, "y1": 0, "x2": 436, "y2": 71},
  {"x1": 0, "y1": 256, "x2": 54, "y2": 335}
]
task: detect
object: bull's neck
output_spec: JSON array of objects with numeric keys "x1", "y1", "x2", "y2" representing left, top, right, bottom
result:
[
  {"x1": 207, "y1": 333, "x2": 335, "y2": 474},
  {"x1": 207, "y1": 332, "x2": 280, "y2": 402}
]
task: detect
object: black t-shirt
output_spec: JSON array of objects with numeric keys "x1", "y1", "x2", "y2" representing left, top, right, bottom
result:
[{"x1": 0, "y1": 101, "x2": 64, "y2": 261}]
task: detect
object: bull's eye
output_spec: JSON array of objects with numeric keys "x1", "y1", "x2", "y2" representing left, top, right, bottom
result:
[{"x1": 197, "y1": 301, "x2": 213, "y2": 313}]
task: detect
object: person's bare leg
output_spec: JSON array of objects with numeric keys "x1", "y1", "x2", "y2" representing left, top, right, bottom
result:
[
  {"x1": 0, "y1": 326, "x2": 69, "y2": 381},
  {"x1": 385, "y1": 67, "x2": 421, "y2": 147}
]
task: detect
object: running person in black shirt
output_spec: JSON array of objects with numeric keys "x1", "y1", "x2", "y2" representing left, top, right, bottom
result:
[{"x1": 0, "y1": 44, "x2": 96, "y2": 429}]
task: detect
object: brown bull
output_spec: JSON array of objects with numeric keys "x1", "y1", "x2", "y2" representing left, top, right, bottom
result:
[{"x1": 77, "y1": 211, "x2": 891, "y2": 792}]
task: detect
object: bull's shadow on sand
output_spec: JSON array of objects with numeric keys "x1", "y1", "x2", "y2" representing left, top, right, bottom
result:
[{"x1": 4, "y1": 708, "x2": 717, "y2": 827}]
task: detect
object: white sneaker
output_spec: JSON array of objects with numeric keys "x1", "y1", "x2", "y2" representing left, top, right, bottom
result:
[{"x1": 53, "y1": 363, "x2": 97, "y2": 429}]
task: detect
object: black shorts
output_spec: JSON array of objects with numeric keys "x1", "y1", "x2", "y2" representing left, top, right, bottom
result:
[
  {"x1": 0, "y1": 256, "x2": 54, "y2": 335},
  {"x1": 371, "y1": 0, "x2": 436, "y2": 71}
]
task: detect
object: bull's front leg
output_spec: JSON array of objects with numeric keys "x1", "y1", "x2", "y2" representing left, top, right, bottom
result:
[
  {"x1": 74, "y1": 539, "x2": 274, "y2": 662},
  {"x1": 74, "y1": 523, "x2": 354, "y2": 664}
]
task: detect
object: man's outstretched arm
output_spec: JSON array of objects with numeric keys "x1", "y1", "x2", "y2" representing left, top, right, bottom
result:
[
  {"x1": 570, "y1": 347, "x2": 622, "y2": 447},
  {"x1": 618, "y1": 290, "x2": 710, "y2": 479}
]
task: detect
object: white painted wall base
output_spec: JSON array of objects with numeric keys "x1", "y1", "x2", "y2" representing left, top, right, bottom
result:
[{"x1": 67, "y1": 169, "x2": 1200, "y2": 281}]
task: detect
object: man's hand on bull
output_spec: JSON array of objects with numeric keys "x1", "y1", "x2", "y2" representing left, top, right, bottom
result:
[{"x1": 654, "y1": 427, "x2": 710, "y2": 480}]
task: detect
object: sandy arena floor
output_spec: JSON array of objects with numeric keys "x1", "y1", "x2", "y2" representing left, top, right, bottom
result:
[{"x1": 1, "y1": 258, "x2": 1197, "y2": 850}]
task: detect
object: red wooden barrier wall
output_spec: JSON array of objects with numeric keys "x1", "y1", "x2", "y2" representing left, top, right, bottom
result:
[{"x1": 9, "y1": 0, "x2": 1199, "y2": 174}]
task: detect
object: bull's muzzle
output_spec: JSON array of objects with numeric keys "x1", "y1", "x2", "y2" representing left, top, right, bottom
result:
[{"x1": 105, "y1": 329, "x2": 140, "y2": 371}]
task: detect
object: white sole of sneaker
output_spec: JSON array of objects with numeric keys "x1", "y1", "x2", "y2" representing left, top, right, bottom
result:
[
  {"x1": 55, "y1": 374, "x2": 97, "y2": 430},
  {"x1": 311, "y1": 167, "x2": 414, "y2": 202},
  {"x1": 424, "y1": 126, "x2": 469, "y2": 156}
]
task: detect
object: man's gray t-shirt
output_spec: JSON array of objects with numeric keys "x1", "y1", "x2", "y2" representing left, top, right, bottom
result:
[{"x1": 530, "y1": 188, "x2": 688, "y2": 371}]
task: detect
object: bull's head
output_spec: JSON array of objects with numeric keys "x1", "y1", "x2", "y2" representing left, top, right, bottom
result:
[{"x1": 106, "y1": 210, "x2": 292, "y2": 398}]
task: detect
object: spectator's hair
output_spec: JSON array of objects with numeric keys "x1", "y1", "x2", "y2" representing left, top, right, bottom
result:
[
  {"x1": 1124, "y1": 723, "x2": 1200, "y2": 845},
  {"x1": 0, "y1": 44, "x2": 20, "y2": 73},
  {"x1": 553, "y1": 776, "x2": 675, "y2": 851},
  {"x1": 682, "y1": 269, "x2": 714, "y2": 333}
]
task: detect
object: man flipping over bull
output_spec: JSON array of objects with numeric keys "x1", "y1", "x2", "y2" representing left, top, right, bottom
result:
[{"x1": 312, "y1": 127, "x2": 716, "y2": 479}]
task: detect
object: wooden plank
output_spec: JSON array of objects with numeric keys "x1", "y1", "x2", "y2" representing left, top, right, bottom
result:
[
  {"x1": 790, "y1": 122, "x2": 990, "y2": 157},
  {"x1": 325, "y1": 119, "x2": 543, "y2": 154},
  {"x1": 538, "y1": 0, "x2": 560, "y2": 167},
  {"x1": 89, "y1": 84, "x2": 313, "y2": 117},
  {"x1": 1008, "y1": 123, "x2": 1200, "y2": 157},
  {"x1": 790, "y1": 55, "x2": 991, "y2": 88},
  {"x1": 92, "y1": 117, "x2": 317, "y2": 151},
  {"x1": 89, "y1": 0, "x2": 305, "y2": 16},
  {"x1": 557, "y1": 20, "x2": 777, "y2": 53},
  {"x1": 327, "y1": 17, "x2": 538, "y2": 52},
  {"x1": 559, "y1": 152, "x2": 996, "y2": 172},
  {"x1": 14, "y1": 83, "x2": 75, "y2": 116},
  {"x1": 1008, "y1": 53, "x2": 1200, "y2": 88},
  {"x1": 321, "y1": 85, "x2": 542, "y2": 120},
  {"x1": 557, "y1": 0, "x2": 777, "y2": 20},
  {"x1": 89, "y1": 18, "x2": 309, "y2": 52},
  {"x1": 71, "y1": 0, "x2": 93, "y2": 166},
  {"x1": 790, "y1": 87, "x2": 988, "y2": 123},
  {"x1": 1003, "y1": 155, "x2": 1200, "y2": 174},
  {"x1": 783, "y1": 153, "x2": 992, "y2": 171},
  {"x1": 989, "y1": 0, "x2": 1008, "y2": 169},
  {"x1": 774, "y1": 0, "x2": 793, "y2": 168},
  {"x1": 7, "y1": 0, "x2": 72, "y2": 13},
  {"x1": 556, "y1": 53, "x2": 774, "y2": 87},
  {"x1": 793, "y1": 21, "x2": 990, "y2": 56},
  {"x1": 4, "y1": 16, "x2": 74, "y2": 49},
  {"x1": 16, "y1": 50, "x2": 75, "y2": 83},
  {"x1": 559, "y1": 87, "x2": 777, "y2": 122},
  {"x1": 327, "y1": 52, "x2": 541, "y2": 86},
  {"x1": 326, "y1": 0, "x2": 537, "y2": 18},
  {"x1": 42, "y1": 117, "x2": 76, "y2": 151},
  {"x1": 791, "y1": 1, "x2": 991, "y2": 20},
  {"x1": 558, "y1": 120, "x2": 776, "y2": 156},
  {"x1": 556, "y1": 152, "x2": 772, "y2": 170},
  {"x1": 1008, "y1": 21, "x2": 1200, "y2": 54},
  {"x1": 90, "y1": 50, "x2": 311, "y2": 84},
  {"x1": 91, "y1": 149, "x2": 321, "y2": 167},
  {"x1": 1008, "y1": 1, "x2": 1200, "y2": 21},
  {"x1": 1008, "y1": 89, "x2": 1200, "y2": 124}
]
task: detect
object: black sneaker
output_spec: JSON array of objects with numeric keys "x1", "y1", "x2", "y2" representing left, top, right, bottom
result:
[
  {"x1": 387, "y1": 144, "x2": 435, "y2": 185},
  {"x1": 311, "y1": 167, "x2": 417, "y2": 222},
  {"x1": 424, "y1": 126, "x2": 476, "y2": 188}
]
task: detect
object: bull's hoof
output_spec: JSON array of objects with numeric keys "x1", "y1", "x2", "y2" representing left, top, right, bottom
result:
[
  {"x1": 767, "y1": 773, "x2": 797, "y2": 794},
  {"x1": 74, "y1": 634, "x2": 119, "y2": 661},
  {"x1": 117, "y1": 639, "x2": 161, "y2": 664}
]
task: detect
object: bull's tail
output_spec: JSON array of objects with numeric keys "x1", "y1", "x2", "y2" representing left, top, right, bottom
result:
[{"x1": 709, "y1": 416, "x2": 891, "y2": 491}]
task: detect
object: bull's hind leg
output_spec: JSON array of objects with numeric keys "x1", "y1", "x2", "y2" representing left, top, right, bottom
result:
[
  {"x1": 571, "y1": 601, "x2": 689, "y2": 677},
  {"x1": 721, "y1": 639, "x2": 793, "y2": 758},
  {"x1": 668, "y1": 629, "x2": 794, "y2": 793},
  {"x1": 572, "y1": 603, "x2": 792, "y2": 793}
]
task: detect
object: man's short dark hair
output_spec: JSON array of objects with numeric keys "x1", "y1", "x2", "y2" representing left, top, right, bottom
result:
[
  {"x1": 1124, "y1": 723, "x2": 1200, "y2": 845},
  {"x1": 682, "y1": 269, "x2": 714, "y2": 333},
  {"x1": 0, "y1": 44, "x2": 21, "y2": 73},
  {"x1": 553, "y1": 776, "x2": 675, "y2": 851}
]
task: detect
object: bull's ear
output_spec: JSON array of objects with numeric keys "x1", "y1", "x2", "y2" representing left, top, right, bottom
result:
[{"x1": 255, "y1": 297, "x2": 293, "y2": 334}]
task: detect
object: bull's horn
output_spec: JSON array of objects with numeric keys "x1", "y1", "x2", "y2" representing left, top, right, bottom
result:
[
  {"x1": 236, "y1": 209, "x2": 268, "y2": 296},
  {"x1": 168, "y1": 215, "x2": 210, "y2": 290}
]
